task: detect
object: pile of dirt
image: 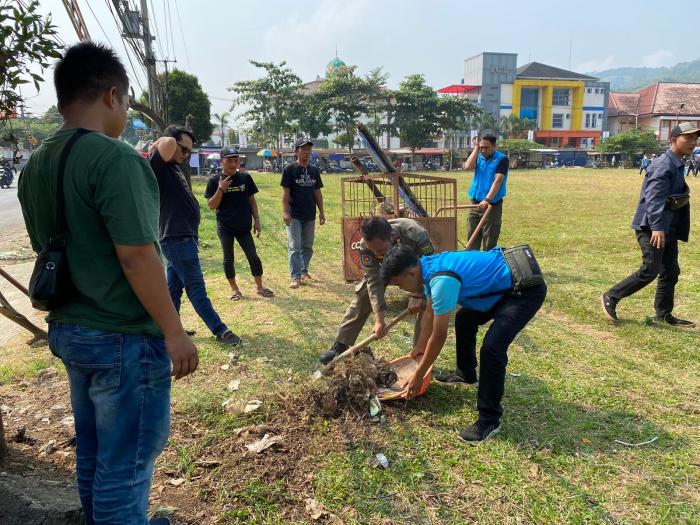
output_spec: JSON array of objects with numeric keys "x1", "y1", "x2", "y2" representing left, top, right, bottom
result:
[{"x1": 312, "y1": 349, "x2": 398, "y2": 418}]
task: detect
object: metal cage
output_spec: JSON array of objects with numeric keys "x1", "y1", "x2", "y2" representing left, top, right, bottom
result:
[{"x1": 341, "y1": 172, "x2": 458, "y2": 281}]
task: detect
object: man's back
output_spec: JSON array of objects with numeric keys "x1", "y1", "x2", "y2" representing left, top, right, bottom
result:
[{"x1": 19, "y1": 128, "x2": 162, "y2": 337}]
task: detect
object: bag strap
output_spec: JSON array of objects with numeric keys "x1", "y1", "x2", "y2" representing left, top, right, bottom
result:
[
  {"x1": 55, "y1": 129, "x2": 93, "y2": 238},
  {"x1": 428, "y1": 270, "x2": 512, "y2": 300}
]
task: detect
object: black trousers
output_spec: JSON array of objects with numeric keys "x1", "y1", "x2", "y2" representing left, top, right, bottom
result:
[
  {"x1": 217, "y1": 227, "x2": 263, "y2": 279},
  {"x1": 607, "y1": 229, "x2": 679, "y2": 317},
  {"x1": 454, "y1": 283, "x2": 547, "y2": 425}
]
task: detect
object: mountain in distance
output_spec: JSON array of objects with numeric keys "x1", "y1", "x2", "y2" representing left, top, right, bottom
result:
[{"x1": 589, "y1": 57, "x2": 700, "y2": 92}]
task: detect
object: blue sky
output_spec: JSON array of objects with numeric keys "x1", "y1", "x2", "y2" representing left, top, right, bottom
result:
[{"x1": 26, "y1": 0, "x2": 697, "y2": 122}]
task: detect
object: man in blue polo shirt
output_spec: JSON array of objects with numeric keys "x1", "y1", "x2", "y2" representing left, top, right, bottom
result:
[
  {"x1": 381, "y1": 246, "x2": 546, "y2": 442},
  {"x1": 463, "y1": 134, "x2": 509, "y2": 250}
]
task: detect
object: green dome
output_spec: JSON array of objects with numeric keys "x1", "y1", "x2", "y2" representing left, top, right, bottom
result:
[{"x1": 326, "y1": 56, "x2": 347, "y2": 75}]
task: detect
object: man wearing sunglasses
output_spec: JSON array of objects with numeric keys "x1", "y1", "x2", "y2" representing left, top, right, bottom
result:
[{"x1": 149, "y1": 125, "x2": 241, "y2": 345}]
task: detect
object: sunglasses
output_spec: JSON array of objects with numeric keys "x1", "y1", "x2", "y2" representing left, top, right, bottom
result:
[{"x1": 176, "y1": 142, "x2": 192, "y2": 157}]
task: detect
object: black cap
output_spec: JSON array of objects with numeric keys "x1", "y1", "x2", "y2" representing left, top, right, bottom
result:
[
  {"x1": 294, "y1": 138, "x2": 314, "y2": 149},
  {"x1": 219, "y1": 146, "x2": 240, "y2": 158}
]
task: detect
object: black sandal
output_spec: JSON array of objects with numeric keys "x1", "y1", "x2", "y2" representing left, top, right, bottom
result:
[
  {"x1": 230, "y1": 291, "x2": 243, "y2": 301},
  {"x1": 257, "y1": 288, "x2": 274, "y2": 298}
]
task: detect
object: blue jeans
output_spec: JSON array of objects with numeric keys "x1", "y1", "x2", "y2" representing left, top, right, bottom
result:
[
  {"x1": 48, "y1": 322, "x2": 171, "y2": 525},
  {"x1": 160, "y1": 236, "x2": 227, "y2": 336},
  {"x1": 286, "y1": 218, "x2": 315, "y2": 279}
]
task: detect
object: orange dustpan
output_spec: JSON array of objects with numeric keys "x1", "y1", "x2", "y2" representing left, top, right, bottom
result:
[{"x1": 377, "y1": 355, "x2": 432, "y2": 401}]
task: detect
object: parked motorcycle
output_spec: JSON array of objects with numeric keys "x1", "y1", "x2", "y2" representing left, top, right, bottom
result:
[{"x1": 0, "y1": 166, "x2": 14, "y2": 189}]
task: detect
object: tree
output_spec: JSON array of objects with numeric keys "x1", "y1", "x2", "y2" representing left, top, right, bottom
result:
[
  {"x1": 597, "y1": 128, "x2": 663, "y2": 161},
  {"x1": 473, "y1": 111, "x2": 498, "y2": 135},
  {"x1": 161, "y1": 69, "x2": 213, "y2": 144},
  {"x1": 317, "y1": 65, "x2": 371, "y2": 152},
  {"x1": 212, "y1": 111, "x2": 230, "y2": 147},
  {"x1": 499, "y1": 114, "x2": 536, "y2": 138},
  {"x1": 392, "y1": 74, "x2": 440, "y2": 161},
  {"x1": 0, "y1": 0, "x2": 62, "y2": 458},
  {"x1": 498, "y1": 138, "x2": 544, "y2": 155},
  {"x1": 364, "y1": 67, "x2": 391, "y2": 139},
  {"x1": 0, "y1": 0, "x2": 62, "y2": 152},
  {"x1": 291, "y1": 91, "x2": 332, "y2": 142},
  {"x1": 437, "y1": 95, "x2": 479, "y2": 167},
  {"x1": 230, "y1": 61, "x2": 302, "y2": 155}
]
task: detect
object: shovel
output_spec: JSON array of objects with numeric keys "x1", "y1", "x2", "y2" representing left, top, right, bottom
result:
[{"x1": 325, "y1": 308, "x2": 411, "y2": 367}]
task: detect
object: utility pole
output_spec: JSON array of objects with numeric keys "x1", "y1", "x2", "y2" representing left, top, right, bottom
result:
[
  {"x1": 140, "y1": 0, "x2": 160, "y2": 119},
  {"x1": 19, "y1": 104, "x2": 33, "y2": 153},
  {"x1": 157, "y1": 58, "x2": 177, "y2": 127}
]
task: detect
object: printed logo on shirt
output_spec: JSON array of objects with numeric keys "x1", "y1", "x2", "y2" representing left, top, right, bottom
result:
[
  {"x1": 294, "y1": 168, "x2": 317, "y2": 187},
  {"x1": 225, "y1": 184, "x2": 246, "y2": 193}
]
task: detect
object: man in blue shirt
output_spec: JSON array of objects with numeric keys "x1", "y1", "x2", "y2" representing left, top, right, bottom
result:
[
  {"x1": 381, "y1": 246, "x2": 546, "y2": 442},
  {"x1": 463, "y1": 134, "x2": 509, "y2": 251},
  {"x1": 602, "y1": 122, "x2": 697, "y2": 327}
]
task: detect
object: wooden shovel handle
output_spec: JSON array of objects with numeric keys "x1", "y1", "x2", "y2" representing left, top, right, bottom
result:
[
  {"x1": 464, "y1": 204, "x2": 493, "y2": 251},
  {"x1": 331, "y1": 308, "x2": 411, "y2": 364}
]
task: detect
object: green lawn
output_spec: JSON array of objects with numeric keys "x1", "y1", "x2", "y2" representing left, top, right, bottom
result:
[{"x1": 4, "y1": 168, "x2": 700, "y2": 524}]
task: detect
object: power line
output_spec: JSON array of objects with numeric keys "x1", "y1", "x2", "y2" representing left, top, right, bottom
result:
[
  {"x1": 84, "y1": 1, "x2": 115, "y2": 49},
  {"x1": 173, "y1": 0, "x2": 191, "y2": 70},
  {"x1": 100, "y1": 0, "x2": 146, "y2": 94},
  {"x1": 148, "y1": 0, "x2": 166, "y2": 60},
  {"x1": 164, "y1": 0, "x2": 176, "y2": 63}
]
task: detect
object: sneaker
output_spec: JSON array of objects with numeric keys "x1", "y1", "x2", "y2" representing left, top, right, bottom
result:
[
  {"x1": 216, "y1": 329, "x2": 242, "y2": 346},
  {"x1": 600, "y1": 293, "x2": 619, "y2": 322},
  {"x1": 458, "y1": 420, "x2": 501, "y2": 442},
  {"x1": 653, "y1": 314, "x2": 696, "y2": 329},
  {"x1": 319, "y1": 341, "x2": 349, "y2": 365},
  {"x1": 289, "y1": 279, "x2": 301, "y2": 289},
  {"x1": 435, "y1": 370, "x2": 478, "y2": 386}
]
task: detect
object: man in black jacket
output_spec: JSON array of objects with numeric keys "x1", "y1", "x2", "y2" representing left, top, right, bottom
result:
[{"x1": 601, "y1": 122, "x2": 698, "y2": 327}]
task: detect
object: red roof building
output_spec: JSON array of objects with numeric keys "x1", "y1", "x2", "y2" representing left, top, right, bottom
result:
[{"x1": 609, "y1": 82, "x2": 700, "y2": 141}]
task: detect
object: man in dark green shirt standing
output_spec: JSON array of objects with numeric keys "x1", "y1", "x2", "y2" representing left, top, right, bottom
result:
[{"x1": 18, "y1": 43, "x2": 196, "y2": 525}]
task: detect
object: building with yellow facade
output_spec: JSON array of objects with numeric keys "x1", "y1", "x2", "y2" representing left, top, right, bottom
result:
[{"x1": 456, "y1": 53, "x2": 610, "y2": 149}]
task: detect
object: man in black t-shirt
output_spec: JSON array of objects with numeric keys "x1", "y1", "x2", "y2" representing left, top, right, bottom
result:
[
  {"x1": 281, "y1": 138, "x2": 325, "y2": 289},
  {"x1": 149, "y1": 126, "x2": 241, "y2": 345},
  {"x1": 205, "y1": 146, "x2": 274, "y2": 300}
]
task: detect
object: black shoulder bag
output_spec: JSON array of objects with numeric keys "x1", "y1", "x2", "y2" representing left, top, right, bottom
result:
[
  {"x1": 428, "y1": 244, "x2": 546, "y2": 300},
  {"x1": 28, "y1": 129, "x2": 92, "y2": 311}
]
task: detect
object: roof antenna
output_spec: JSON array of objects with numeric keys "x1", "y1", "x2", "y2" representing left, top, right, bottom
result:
[{"x1": 335, "y1": 44, "x2": 338, "y2": 58}]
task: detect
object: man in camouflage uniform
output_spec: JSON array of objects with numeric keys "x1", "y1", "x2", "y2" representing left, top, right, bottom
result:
[{"x1": 319, "y1": 216, "x2": 435, "y2": 364}]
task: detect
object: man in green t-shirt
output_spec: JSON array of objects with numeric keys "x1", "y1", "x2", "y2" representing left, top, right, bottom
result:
[{"x1": 18, "y1": 42, "x2": 196, "y2": 525}]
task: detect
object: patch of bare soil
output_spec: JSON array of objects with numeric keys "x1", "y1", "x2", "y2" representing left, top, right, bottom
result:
[{"x1": 1, "y1": 363, "x2": 399, "y2": 524}]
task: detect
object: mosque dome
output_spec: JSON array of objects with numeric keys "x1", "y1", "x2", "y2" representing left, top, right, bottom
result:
[{"x1": 326, "y1": 56, "x2": 347, "y2": 75}]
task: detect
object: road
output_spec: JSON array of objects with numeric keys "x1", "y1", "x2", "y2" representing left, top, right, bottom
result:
[{"x1": 0, "y1": 182, "x2": 23, "y2": 231}]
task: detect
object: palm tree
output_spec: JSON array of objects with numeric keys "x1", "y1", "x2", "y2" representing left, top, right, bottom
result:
[{"x1": 212, "y1": 112, "x2": 230, "y2": 147}]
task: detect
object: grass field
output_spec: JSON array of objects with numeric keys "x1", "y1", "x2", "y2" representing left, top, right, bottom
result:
[{"x1": 2, "y1": 168, "x2": 699, "y2": 524}]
